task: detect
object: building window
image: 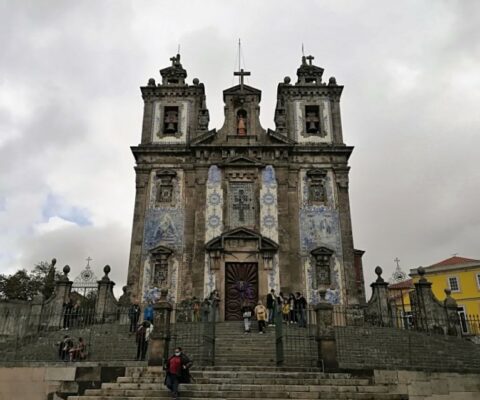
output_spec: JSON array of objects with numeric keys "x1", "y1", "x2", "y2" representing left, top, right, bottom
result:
[
  {"x1": 457, "y1": 306, "x2": 468, "y2": 334},
  {"x1": 448, "y1": 276, "x2": 460, "y2": 292},
  {"x1": 305, "y1": 105, "x2": 320, "y2": 134},
  {"x1": 477, "y1": 273, "x2": 480, "y2": 290},
  {"x1": 306, "y1": 170, "x2": 327, "y2": 205},
  {"x1": 311, "y1": 247, "x2": 334, "y2": 287},
  {"x1": 163, "y1": 106, "x2": 179, "y2": 134},
  {"x1": 155, "y1": 170, "x2": 176, "y2": 205},
  {"x1": 150, "y1": 246, "x2": 173, "y2": 287}
]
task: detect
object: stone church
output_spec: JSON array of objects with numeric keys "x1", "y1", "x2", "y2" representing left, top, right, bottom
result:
[{"x1": 126, "y1": 53, "x2": 366, "y2": 320}]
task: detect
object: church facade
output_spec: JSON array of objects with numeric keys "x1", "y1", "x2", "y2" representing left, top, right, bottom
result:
[{"x1": 126, "y1": 54, "x2": 366, "y2": 320}]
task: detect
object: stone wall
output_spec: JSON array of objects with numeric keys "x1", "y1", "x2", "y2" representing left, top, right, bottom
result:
[
  {"x1": 374, "y1": 370, "x2": 480, "y2": 400},
  {"x1": 335, "y1": 326, "x2": 480, "y2": 372},
  {"x1": 0, "y1": 364, "x2": 131, "y2": 400}
]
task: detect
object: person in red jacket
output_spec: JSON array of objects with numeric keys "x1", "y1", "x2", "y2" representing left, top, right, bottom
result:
[{"x1": 165, "y1": 347, "x2": 192, "y2": 399}]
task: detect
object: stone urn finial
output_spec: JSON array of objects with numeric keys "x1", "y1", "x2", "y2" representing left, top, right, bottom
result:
[
  {"x1": 62, "y1": 265, "x2": 70, "y2": 280},
  {"x1": 51, "y1": 258, "x2": 57, "y2": 267},
  {"x1": 417, "y1": 266, "x2": 427, "y2": 283},
  {"x1": 374, "y1": 266, "x2": 384, "y2": 283},
  {"x1": 101, "y1": 265, "x2": 111, "y2": 281}
]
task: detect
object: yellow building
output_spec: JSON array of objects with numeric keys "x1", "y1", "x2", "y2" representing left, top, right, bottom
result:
[{"x1": 410, "y1": 256, "x2": 480, "y2": 319}]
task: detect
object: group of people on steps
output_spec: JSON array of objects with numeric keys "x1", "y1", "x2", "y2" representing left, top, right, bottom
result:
[{"x1": 243, "y1": 289, "x2": 308, "y2": 333}]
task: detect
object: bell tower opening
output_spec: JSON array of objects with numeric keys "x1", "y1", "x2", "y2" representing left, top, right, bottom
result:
[{"x1": 164, "y1": 106, "x2": 179, "y2": 134}]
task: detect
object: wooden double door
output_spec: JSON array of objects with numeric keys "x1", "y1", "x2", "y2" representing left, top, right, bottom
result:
[{"x1": 224, "y1": 262, "x2": 258, "y2": 321}]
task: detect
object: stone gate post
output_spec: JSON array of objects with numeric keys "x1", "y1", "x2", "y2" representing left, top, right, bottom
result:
[
  {"x1": 365, "y1": 266, "x2": 391, "y2": 326},
  {"x1": 315, "y1": 289, "x2": 338, "y2": 371},
  {"x1": 49, "y1": 265, "x2": 73, "y2": 329},
  {"x1": 95, "y1": 265, "x2": 118, "y2": 323},
  {"x1": 148, "y1": 290, "x2": 173, "y2": 366},
  {"x1": 444, "y1": 288, "x2": 461, "y2": 336}
]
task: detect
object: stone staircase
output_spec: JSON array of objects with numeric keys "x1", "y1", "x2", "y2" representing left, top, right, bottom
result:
[
  {"x1": 67, "y1": 321, "x2": 409, "y2": 399},
  {"x1": 68, "y1": 366, "x2": 409, "y2": 399},
  {"x1": 0, "y1": 323, "x2": 138, "y2": 362}
]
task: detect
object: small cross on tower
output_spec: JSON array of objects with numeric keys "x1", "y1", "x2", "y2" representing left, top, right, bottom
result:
[
  {"x1": 306, "y1": 55, "x2": 315, "y2": 66},
  {"x1": 234, "y1": 68, "x2": 251, "y2": 90},
  {"x1": 394, "y1": 257, "x2": 400, "y2": 268},
  {"x1": 86, "y1": 256, "x2": 93, "y2": 268}
]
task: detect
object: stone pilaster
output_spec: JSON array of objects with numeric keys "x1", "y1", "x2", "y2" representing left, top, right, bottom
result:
[
  {"x1": 127, "y1": 169, "x2": 150, "y2": 302},
  {"x1": 95, "y1": 265, "x2": 118, "y2": 322},
  {"x1": 365, "y1": 267, "x2": 391, "y2": 326},
  {"x1": 315, "y1": 290, "x2": 337, "y2": 370},
  {"x1": 148, "y1": 292, "x2": 173, "y2": 366},
  {"x1": 50, "y1": 265, "x2": 73, "y2": 329},
  {"x1": 334, "y1": 168, "x2": 357, "y2": 305}
]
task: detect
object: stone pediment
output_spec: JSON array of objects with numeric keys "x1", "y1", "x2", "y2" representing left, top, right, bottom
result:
[
  {"x1": 267, "y1": 129, "x2": 296, "y2": 145},
  {"x1": 223, "y1": 84, "x2": 262, "y2": 101},
  {"x1": 190, "y1": 129, "x2": 217, "y2": 145},
  {"x1": 150, "y1": 244, "x2": 174, "y2": 255},
  {"x1": 205, "y1": 227, "x2": 278, "y2": 252},
  {"x1": 220, "y1": 155, "x2": 265, "y2": 167}
]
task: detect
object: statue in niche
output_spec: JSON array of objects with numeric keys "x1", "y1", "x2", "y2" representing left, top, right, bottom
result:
[
  {"x1": 237, "y1": 109, "x2": 247, "y2": 136},
  {"x1": 157, "y1": 184, "x2": 173, "y2": 203}
]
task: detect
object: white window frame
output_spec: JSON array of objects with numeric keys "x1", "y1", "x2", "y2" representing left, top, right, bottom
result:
[
  {"x1": 457, "y1": 305, "x2": 469, "y2": 334},
  {"x1": 447, "y1": 275, "x2": 460, "y2": 293},
  {"x1": 476, "y1": 273, "x2": 480, "y2": 290}
]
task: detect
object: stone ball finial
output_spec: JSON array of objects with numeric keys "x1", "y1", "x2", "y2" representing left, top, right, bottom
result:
[
  {"x1": 417, "y1": 266, "x2": 427, "y2": 282},
  {"x1": 51, "y1": 258, "x2": 57, "y2": 267},
  {"x1": 103, "y1": 265, "x2": 111, "y2": 276},
  {"x1": 122, "y1": 285, "x2": 128, "y2": 293},
  {"x1": 148, "y1": 78, "x2": 156, "y2": 86},
  {"x1": 283, "y1": 76, "x2": 291, "y2": 84},
  {"x1": 328, "y1": 76, "x2": 337, "y2": 86},
  {"x1": 374, "y1": 266, "x2": 385, "y2": 283},
  {"x1": 192, "y1": 78, "x2": 200, "y2": 85},
  {"x1": 63, "y1": 265, "x2": 70, "y2": 276},
  {"x1": 444, "y1": 288, "x2": 452, "y2": 297}
]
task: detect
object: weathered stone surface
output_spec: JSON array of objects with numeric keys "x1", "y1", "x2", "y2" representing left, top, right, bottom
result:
[{"x1": 127, "y1": 54, "x2": 364, "y2": 315}]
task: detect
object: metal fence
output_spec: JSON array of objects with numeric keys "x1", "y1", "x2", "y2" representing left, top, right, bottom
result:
[
  {"x1": 275, "y1": 307, "x2": 318, "y2": 367},
  {"x1": 169, "y1": 305, "x2": 216, "y2": 366},
  {"x1": 331, "y1": 305, "x2": 480, "y2": 338}
]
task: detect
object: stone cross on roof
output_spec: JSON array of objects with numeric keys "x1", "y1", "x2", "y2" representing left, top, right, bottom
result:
[
  {"x1": 306, "y1": 55, "x2": 315, "y2": 65},
  {"x1": 234, "y1": 68, "x2": 251, "y2": 90}
]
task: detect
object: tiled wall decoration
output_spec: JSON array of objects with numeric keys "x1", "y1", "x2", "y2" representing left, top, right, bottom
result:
[
  {"x1": 260, "y1": 165, "x2": 279, "y2": 243},
  {"x1": 204, "y1": 165, "x2": 223, "y2": 297},
  {"x1": 299, "y1": 170, "x2": 344, "y2": 305},
  {"x1": 142, "y1": 170, "x2": 184, "y2": 303}
]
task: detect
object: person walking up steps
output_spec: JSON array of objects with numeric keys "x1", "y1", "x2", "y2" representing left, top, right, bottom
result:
[
  {"x1": 241, "y1": 301, "x2": 253, "y2": 333},
  {"x1": 135, "y1": 321, "x2": 153, "y2": 361},
  {"x1": 254, "y1": 300, "x2": 267, "y2": 334},
  {"x1": 165, "y1": 347, "x2": 193, "y2": 400},
  {"x1": 266, "y1": 289, "x2": 276, "y2": 325}
]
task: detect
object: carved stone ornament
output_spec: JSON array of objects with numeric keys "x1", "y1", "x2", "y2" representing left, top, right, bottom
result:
[
  {"x1": 155, "y1": 170, "x2": 177, "y2": 205},
  {"x1": 306, "y1": 169, "x2": 327, "y2": 204}
]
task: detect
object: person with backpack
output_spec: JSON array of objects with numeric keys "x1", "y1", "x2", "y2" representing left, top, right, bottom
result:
[
  {"x1": 254, "y1": 300, "x2": 268, "y2": 334},
  {"x1": 58, "y1": 334, "x2": 73, "y2": 361},
  {"x1": 135, "y1": 321, "x2": 153, "y2": 361},
  {"x1": 165, "y1": 347, "x2": 193, "y2": 400}
]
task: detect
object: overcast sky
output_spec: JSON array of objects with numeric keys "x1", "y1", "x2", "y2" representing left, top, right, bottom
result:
[{"x1": 1, "y1": 0, "x2": 479, "y2": 296}]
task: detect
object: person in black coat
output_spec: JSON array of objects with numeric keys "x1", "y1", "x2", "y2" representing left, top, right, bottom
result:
[{"x1": 165, "y1": 347, "x2": 193, "y2": 400}]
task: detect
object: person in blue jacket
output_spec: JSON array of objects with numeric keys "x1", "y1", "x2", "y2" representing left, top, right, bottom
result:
[{"x1": 144, "y1": 303, "x2": 154, "y2": 323}]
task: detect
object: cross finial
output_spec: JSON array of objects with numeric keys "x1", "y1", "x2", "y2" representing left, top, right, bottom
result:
[
  {"x1": 86, "y1": 256, "x2": 93, "y2": 268},
  {"x1": 306, "y1": 55, "x2": 315, "y2": 66},
  {"x1": 394, "y1": 257, "x2": 400, "y2": 268},
  {"x1": 234, "y1": 68, "x2": 251, "y2": 90}
]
